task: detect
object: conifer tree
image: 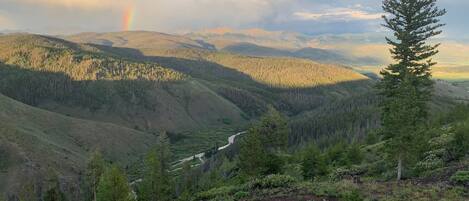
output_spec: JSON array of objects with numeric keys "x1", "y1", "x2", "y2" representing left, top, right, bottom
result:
[
  {"x1": 138, "y1": 132, "x2": 172, "y2": 201},
  {"x1": 379, "y1": 0, "x2": 446, "y2": 180},
  {"x1": 256, "y1": 106, "x2": 290, "y2": 152},
  {"x1": 96, "y1": 165, "x2": 134, "y2": 201},
  {"x1": 86, "y1": 151, "x2": 106, "y2": 201},
  {"x1": 43, "y1": 173, "x2": 66, "y2": 201},
  {"x1": 301, "y1": 144, "x2": 328, "y2": 180},
  {"x1": 238, "y1": 129, "x2": 267, "y2": 177},
  {"x1": 238, "y1": 107, "x2": 289, "y2": 176}
]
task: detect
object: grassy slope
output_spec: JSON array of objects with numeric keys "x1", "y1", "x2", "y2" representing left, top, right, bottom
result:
[
  {"x1": 0, "y1": 34, "x2": 245, "y2": 133},
  {"x1": 0, "y1": 93, "x2": 156, "y2": 197}
]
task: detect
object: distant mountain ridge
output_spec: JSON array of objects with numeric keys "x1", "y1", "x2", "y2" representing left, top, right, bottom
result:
[{"x1": 65, "y1": 31, "x2": 216, "y2": 50}]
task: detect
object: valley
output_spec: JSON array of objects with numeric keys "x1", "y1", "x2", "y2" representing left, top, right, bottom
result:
[{"x1": 0, "y1": 14, "x2": 468, "y2": 201}]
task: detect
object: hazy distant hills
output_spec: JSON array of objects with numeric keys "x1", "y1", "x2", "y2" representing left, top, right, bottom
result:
[
  {"x1": 66, "y1": 30, "x2": 382, "y2": 66},
  {"x1": 187, "y1": 28, "x2": 385, "y2": 66},
  {"x1": 220, "y1": 42, "x2": 382, "y2": 66},
  {"x1": 187, "y1": 27, "x2": 312, "y2": 50},
  {"x1": 65, "y1": 31, "x2": 216, "y2": 50},
  {"x1": 188, "y1": 28, "x2": 469, "y2": 72}
]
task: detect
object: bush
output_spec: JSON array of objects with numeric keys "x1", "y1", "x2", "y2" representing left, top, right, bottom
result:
[
  {"x1": 283, "y1": 164, "x2": 304, "y2": 181},
  {"x1": 233, "y1": 191, "x2": 249, "y2": 200},
  {"x1": 301, "y1": 145, "x2": 328, "y2": 180},
  {"x1": 449, "y1": 123, "x2": 469, "y2": 160},
  {"x1": 196, "y1": 186, "x2": 239, "y2": 200},
  {"x1": 346, "y1": 143, "x2": 364, "y2": 165},
  {"x1": 450, "y1": 171, "x2": 469, "y2": 186},
  {"x1": 308, "y1": 180, "x2": 359, "y2": 198},
  {"x1": 341, "y1": 189, "x2": 364, "y2": 201},
  {"x1": 263, "y1": 153, "x2": 285, "y2": 175},
  {"x1": 247, "y1": 174, "x2": 296, "y2": 189},
  {"x1": 330, "y1": 167, "x2": 365, "y2": 181}
]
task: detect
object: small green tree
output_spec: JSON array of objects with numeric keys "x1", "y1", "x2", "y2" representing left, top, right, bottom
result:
[
  {"x1": 138, "y1": 132, "x2": 172, "y2": 201},
  {"x1": 86, "y1": 151, "x2": 106, "y2": 201},
  {"x1": 325, "y1": 141, "x2": 350, "y2": 167},
  {"x1": 379, "y1": 0, "x2": 446, "y2": 181},
  {"x1": 239, "y1": 129, "x2": 268, "y2": 177},
  {"x1": 43, "y1": 174, "x2": 66, "y2": 201},
  {"x1": 255, "y1": 106, "x2": 290, "y2": 152},
  {"x1": 179, "y1": 162, "x2": 194, "y2": 195},
  {"x1": 239, "y1": 107, "x2": 290, "y2": 177},
  {"x1": 96, "y1": 165, "x2": 134, "y2": 201},
  {"x1": 301, "y1": 144, "x2": 328, "y2": 180},
  {"x1": 346, "y1": 143, "x2": 363, "y2": 165},
  {"x1": 449, "y1": 122, "x2": 469, "y2": 160}
]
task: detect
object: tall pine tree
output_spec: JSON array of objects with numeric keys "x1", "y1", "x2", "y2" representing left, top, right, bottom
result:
[
  {"x1": 138, "y1": 132, "x2": 172, "y2": 201},
  {"x1": 96, "y1": 165, "x2": 134, "y2": 201},
  {"x1": 239, "y1": 107, "x2": 289, "y2": 177},
  {"x1": 379, "y1": 0, "x2": 445, "y2": 181},
  {"x1": 85, "y1": 151, "x2": 106, "y2": 201}
]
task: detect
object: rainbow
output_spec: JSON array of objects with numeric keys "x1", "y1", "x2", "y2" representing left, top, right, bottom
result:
[{"x1": 122, "y1": 5, "x2": 135, "y2": 31}]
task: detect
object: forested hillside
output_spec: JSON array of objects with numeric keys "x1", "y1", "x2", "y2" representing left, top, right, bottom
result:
[
  {"x1": 1, "y1": 26, "x2": 468, "y2": 200},
  {"x1": 0, "y1": 93, "x2": 156, "y2": 200},
  {"x1": 0, "y1": 34, "x2": 246, "y2": 132},
  {"x1": 64, "y1": 32, "x2": 375, "y2": 114}
]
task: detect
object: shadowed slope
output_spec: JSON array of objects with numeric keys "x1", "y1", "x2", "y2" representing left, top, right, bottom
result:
[{"x1": 0, "y1": 93, "x2": 156, "y2": 199}]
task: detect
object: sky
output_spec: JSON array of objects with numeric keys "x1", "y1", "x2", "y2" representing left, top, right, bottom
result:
[{"x1": 0, "y1": 0, "x2": 467, "y2": 40}]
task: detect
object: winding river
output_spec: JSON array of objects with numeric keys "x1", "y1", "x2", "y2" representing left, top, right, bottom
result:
[{"x1": 172, "y1": 131, "x2": 247, "y2": 167}]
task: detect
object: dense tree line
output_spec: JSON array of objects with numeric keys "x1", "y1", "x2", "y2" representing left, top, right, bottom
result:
[
  {"x1": 0, "y1": 34, "x2": 187, "y2": 112},
  {"x1": 289, "y1": 93, "x2": 380, "y2": 147}
]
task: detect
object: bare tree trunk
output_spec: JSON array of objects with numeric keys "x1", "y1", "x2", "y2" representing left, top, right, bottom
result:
[
  {"x1": 93, "y1": 182, "x2": 97, "y2": 201},
  {"x1": 397, "y1": 154, "x2": 402, "y2": 181}
]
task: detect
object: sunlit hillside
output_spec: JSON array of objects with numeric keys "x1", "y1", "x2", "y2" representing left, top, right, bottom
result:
[
  {"x1": 0, "y1": 34, "x2": 246, "y2": 133},
  {"x1": 204, "y1": 53, "x2": 369, "y2": 88}
]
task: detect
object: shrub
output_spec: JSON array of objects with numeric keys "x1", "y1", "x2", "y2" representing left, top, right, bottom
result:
[
  {"x1": 308, "y1": 182, "x2": 339, "y2": 197},
  {"x1": 341, "y1": 189, "x2": 364, "y2": 201},
  {"x1": 308, "y1": 180, "x2": 359, "y2": 198},
  {"x1": 263, "y1": 153, "x2": 285, "y2": 175},
  {"x1": 415, "y1": 150, "x2": 445, "y2": 173},
  {"x1": 450, "y1": 171, "x2": 469, "y2": 186},
  {"x1": 283, "y1": 164, "x2": 304, "y2": 181},
  {"x1": 196, "y1": 186, "x2": 239, "y2": 200},
  {"x1": 301, "y1": 145, "x2": 328, "y2": 180},
  {"x1": 348, "y1": 144, "x2": 364, "y2": 162},
  {"x1": 233, "y1": 191, "x2": 249, "y2": 200},
  {"x1": 247, "y1": 174, "x2": 296, "y2": 189},
  {"x1": 330, "y1": 166, "x2": 365, "y2": 181},
  {"x1": 449, "y1": 123, "x2": 469, "y2": 160}
]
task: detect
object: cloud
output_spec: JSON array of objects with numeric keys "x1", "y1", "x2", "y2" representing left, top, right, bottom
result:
[
  {"x1": 134, "y1": 0, "x2": 291, "y2": 32},
  {"x1": 294, "y1": 8, "x2": 384, "y2": 21},
  {"x1": 0, "y1": 14, "x2": 16, "y2": 29},
  {"x1": 10, "y1": 0, "x2": 131, "y2": 10}
]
